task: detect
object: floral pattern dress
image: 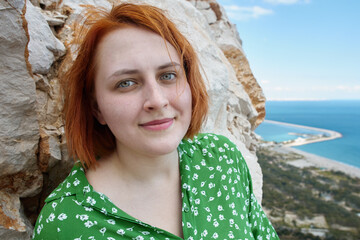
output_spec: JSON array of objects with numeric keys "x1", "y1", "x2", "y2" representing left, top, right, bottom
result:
[{"x1": 33, "y1": 133, "x2": 279, "y2": 240}]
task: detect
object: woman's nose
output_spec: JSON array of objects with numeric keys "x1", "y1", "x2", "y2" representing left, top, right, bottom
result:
[{"x1": 143, "y1": 81, "x2": 169, "y2": 111}]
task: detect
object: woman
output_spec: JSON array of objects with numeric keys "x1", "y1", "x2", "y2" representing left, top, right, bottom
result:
[{"x1": 33, "y1": 3, "x2": 279, "y2": 239}]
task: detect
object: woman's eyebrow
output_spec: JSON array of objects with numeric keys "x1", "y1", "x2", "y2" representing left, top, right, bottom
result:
[
  {"x1": 107, "y1": 62, "x2": 181, "y2": 81},
  {"x1": 157, "y1": 62, "x2": 181, "y2": 70}
]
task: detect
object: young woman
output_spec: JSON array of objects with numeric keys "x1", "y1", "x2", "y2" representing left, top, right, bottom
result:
[{"x1": 33, "y1": 3, "x2": 279, "y2": 239}]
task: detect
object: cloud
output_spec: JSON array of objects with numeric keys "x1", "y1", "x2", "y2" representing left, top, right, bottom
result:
[
  {"x1": 263, "y1": 0, "x2": 310, "y2": 5},
  {"x1": 223, "y1": 5, "x2": 273, "y2": 21}
]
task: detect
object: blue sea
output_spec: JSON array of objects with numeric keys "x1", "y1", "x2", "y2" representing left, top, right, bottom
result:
[{"x1": 255, "y1": 100, "x2": 360, "y2": 168}]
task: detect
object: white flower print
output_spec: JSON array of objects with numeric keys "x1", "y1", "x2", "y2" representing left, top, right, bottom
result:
[
  {"x1": 73, "y1": 178, "x2": 80, "y2": 186},
  {"x1": 48, "y1": 192, "x2": 56, "y2": 198},
  {"x1": 47, "y1": 213, "x2": 55, "y2": 222},
  {"x1": 195, "y1": 198, "x2": 200, "y2": 205},
  {"x1": 112, "y1": 207, "x2": 118, "y2": 214},
  {"x1": 135, "y1": 236, "x2": 144, "y2": 240},
  {"x1": 99, "y1": 227, "x2": 106, "y2": 236},
  {"x1": 218, "y1": 205, "x2": 224, "y2": 211},
  {"x1": 84, "y1": 206, "x2": 93, "y2": 212},
  {"x1": 212, "y1": 232, "x2": 219, "y2": 239},
  {"x1": 219, "y1": 214, "x2": 225, "y2": 220},
  {"x1": 141, "y1": 231, "x2": 150, "y2": 235},
  {"x1": 116, "y1": 229, "x2": 125, "y2": 236},
  {"x1": 86, "y1": 197, "x2": 96, "y2": 206},
  {"x1": 71, "y1": 170, "x2": 77, "y2": 175},
  {"x1": 201, "y1": 230, "x2": 208, "y2": 237},
  {"x1": 83, "y1": 185, "x2": 90, "y2": 193},
  {"x1": 58, "y1": 213, "x2": 67, "y2": 221},
  {"x1": 76, "y1": 214, "x2": 89, "y2": 221},
  {"x1": 208, "y1": 183, "x2": 215, "y2": 189},
  {"x1": 194, "y1": 209, "x2": 199, "y2": 216},
  {"x1": 101, "y1": 208, "x2": 107, "y2": 215},
  {"x1": 84, "y1": 221, "x2": 94, "y2": 228},
  {"x1": 106, "y1": 219, "x2": 115, "y2": 225},
  {"x1": 228, "y1": 231, "x2": 235, "y2": 239},
  {"x1": 107, "y1": 238, "x2": 116, "y2": 240},
  {"x1": 74, "y1": 235, "x2": 82, "y2": 240},
  {"x1": 202, "y1": 148, "x2": 208, "y2": 154},
  {"x1": 66, "y1": 182, "x2": 71, "y2": 188},
  {"x1": 213, "y1": 220, "x2": 219, "y2": 227},
  {"x1": 37, "y1": 224, "x2": 43, "y2": 234}
]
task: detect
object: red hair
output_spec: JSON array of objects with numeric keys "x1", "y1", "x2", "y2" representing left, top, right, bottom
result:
[{"x1": 61, "y1": 3, "x2": 208, "y2": 169}]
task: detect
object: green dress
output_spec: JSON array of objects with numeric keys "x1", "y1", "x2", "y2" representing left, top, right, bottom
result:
[{"x1": 33, "y1": 133, "x2": 279, "y2": 239}]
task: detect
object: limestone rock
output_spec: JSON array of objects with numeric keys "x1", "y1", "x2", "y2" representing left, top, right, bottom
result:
[
  {"x1": 190, "y1": 0, "x2": 266, "y2": 128},
  {"x1": 26, "y1": 0, "x2": 65, "y2": 74},
  {"x1": 0, "y1": 192, "x2": 33, "y2": 240}
]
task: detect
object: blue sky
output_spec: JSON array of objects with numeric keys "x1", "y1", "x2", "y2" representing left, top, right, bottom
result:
[{"x1": 217, "y1": 0, "x2": 360, "y2": 100}]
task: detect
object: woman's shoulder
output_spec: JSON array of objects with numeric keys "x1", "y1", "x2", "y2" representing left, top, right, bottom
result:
[
  {"x1": 179, "y1": 133, "x2": 244, "y2": 163},
  {"x1": 181, "y1": 132, "x2": 240, "y2": 152},
  {"x1": 33, "y1": 163, "x2": 93, "y2": 239}
]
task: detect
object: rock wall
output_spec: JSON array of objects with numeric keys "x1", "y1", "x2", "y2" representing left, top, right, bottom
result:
[{"x1": 0, "y1": 0, "x2": 266, "y2": 238}]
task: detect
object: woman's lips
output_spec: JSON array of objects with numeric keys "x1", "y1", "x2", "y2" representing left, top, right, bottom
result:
[{"x1": 139, "y1": 118, "x2": 174, "y2": 131}]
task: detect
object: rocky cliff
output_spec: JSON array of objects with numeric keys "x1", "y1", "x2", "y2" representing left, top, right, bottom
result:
[{"x1": 0, "y1": 0, "x2": 266, "y2": 238}]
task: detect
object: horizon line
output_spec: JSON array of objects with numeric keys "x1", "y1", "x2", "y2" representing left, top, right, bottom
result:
[{"x1": 266, "y1": 98, "x2": 360, "y2": 101}]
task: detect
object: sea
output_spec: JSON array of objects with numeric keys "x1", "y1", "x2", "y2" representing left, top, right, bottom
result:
[{"x1": 255, "y1": 100, "x2": 360, "y2": 168}]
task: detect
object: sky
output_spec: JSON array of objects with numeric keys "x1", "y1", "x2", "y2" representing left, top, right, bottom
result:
[{"x1": 216, "y1": 0, "x2": 360, "y2": 100}]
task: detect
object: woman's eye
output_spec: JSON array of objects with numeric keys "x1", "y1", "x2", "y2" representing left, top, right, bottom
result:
[
  {"x1": 116, "y1": 80, "x2": 136, "y2": 88},
  {"x1": 160, "y1": 73, "x2": 176, "y2": 81}
]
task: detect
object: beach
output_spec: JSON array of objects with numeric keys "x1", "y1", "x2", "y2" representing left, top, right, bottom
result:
[{"x1": 271, "y1": 145, "x2": 360, "y2": 179}]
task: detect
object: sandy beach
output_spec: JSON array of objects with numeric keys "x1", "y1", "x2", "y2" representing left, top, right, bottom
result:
[
  {"x1": 265, "y1": 120, "x2": 343, "y2": 147},
  {"x1": 271, "y1": 145, "x2": 360, "y2": 179}
]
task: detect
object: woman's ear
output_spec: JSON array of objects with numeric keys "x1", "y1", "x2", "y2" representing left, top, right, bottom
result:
[{"x1": 91, "y1": 100, "x2": 107, "y2": 125}]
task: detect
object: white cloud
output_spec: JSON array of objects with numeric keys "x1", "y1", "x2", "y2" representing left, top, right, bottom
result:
[
  {"x1": 263, "y1": 0, "x2": 310, "y2": 5},
  {"x1": 223, "y1": 5, "x2": 273, "y2": 21}
]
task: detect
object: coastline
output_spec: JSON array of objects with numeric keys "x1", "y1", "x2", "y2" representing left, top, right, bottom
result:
[
  {"x1": 264, "y1": 120, "x2": 343, "y2": 147},
  {"x1": 269, "y1": 145, "x2": 360, "y2": 179}
]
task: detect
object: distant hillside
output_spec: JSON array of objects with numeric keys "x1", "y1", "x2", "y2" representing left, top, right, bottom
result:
[{"x1": 257, "y1": 147, "x2": 360, "y2": 240}]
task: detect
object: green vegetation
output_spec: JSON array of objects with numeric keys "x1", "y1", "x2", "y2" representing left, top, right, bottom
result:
[{"x1": 257, "y1": 148, "x2": 360, "y2": 240}]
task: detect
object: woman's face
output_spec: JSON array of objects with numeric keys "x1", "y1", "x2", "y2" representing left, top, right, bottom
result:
[{"x1": 93, "y1": 26, "x2": 192, "y2": 157}]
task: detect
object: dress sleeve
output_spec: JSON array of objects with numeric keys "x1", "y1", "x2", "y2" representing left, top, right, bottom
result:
[
  {"x1": 32, "y1": 200, "x2": 61, "y2": 240},
  {"x1": 231, "y1": 140, "x2": 280, "y2": 239}
]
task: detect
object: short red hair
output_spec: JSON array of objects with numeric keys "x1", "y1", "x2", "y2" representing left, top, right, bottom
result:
[{"x1": 61, "y1": 3, "x2": 208, "y2": 169}]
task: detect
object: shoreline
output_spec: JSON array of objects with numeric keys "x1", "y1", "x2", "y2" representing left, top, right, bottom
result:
[
  {"x1": 264, "y1": 120, "x2": 343, "y2": 147},
  {"x1": 260, "y1": 120, "x2": 359, "y2": 178},
  {"x1": 269, "y1": 145, "x2": 360, "y2": 179}
]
